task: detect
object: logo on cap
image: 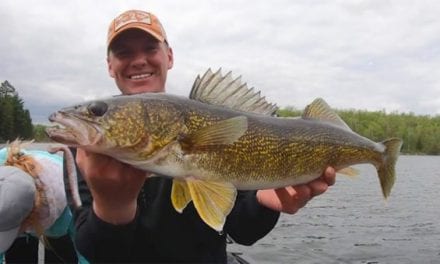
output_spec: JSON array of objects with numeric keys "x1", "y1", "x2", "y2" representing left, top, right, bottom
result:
[{"x1": 115, "y1": 10, "x2": 152, "y2": 32}]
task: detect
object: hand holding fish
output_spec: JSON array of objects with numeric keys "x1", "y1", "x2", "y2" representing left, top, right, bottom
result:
[
  {"x1": 256, "y1": 167, "x2": 336, "y2": 214},
  {"x1": 76, "y1": 149, "x2": 149, "y2": 224}
]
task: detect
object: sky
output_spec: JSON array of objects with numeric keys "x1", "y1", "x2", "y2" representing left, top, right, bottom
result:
[{"x1": 1, "y1": 0, "x2": 439, "y2": 124}]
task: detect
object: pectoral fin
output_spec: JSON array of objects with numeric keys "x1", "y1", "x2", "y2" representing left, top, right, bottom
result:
[
  {"x1": 171, "y1": 180, "x2": 192, "y2": 213},
  {"x1": 178, "y1": 116, "x2": 248, "y2": 153},
  {"x1": 187, "y1": 180, "x2": 237, "y2": 231}
]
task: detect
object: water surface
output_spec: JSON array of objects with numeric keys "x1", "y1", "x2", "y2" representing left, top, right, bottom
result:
[{"x1": 228, "y1": 156, "x2": 440, "y2": 263}]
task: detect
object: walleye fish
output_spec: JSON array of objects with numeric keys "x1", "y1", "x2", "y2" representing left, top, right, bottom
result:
[{"x1": 46, "y1": 69, "x2": 403, "y2": 231}]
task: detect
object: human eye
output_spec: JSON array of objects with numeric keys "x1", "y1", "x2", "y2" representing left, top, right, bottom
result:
[
  {"x1": 144, "y1": 43, "x2": 159, "y2": 53},
  {"x1": 113, "y1": 47, "x2": 132, "y2": 58}
]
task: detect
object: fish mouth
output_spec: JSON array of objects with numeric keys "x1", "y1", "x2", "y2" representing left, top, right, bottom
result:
[{"x1": 46, "y1": 111, "x2": 103, "y2": 147}]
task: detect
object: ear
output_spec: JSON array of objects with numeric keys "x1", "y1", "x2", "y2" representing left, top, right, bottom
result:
[
  {"x1": 167, "y1": 47, "x2": 174, "y2": 69},
  {"x1": 107, "y1": 56, "x2": 115, "y2": 78}
]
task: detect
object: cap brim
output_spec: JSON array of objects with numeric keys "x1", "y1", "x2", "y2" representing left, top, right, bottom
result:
[
  {"x1": 0, "y1": 226, "x2": 20, "y2": 253},
  {"x1": 108, "y1": 26, "x2": 165, "y2": 48},
  {"x1": 131, "y1": 26, "x2": 164, "y2": 42}
]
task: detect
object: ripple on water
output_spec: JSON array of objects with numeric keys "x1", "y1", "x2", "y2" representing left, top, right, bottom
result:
[{"x1": 228, "y1": 156, "x2": 440, "y2": 263}]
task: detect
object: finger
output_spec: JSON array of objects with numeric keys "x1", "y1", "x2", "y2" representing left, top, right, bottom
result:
[
  {"x1": 272, "y1": 188, "x2": 302, "y2": 214},
  {"x1": 76, "y1": 148, "x2": 85, "y2": 161},
  {"x1": 75, "y1": 148, "x2": 88, "y2": 175},
  {"x1": 323, "y1": 167, "x2": 336, "y2": 186},
  {"x1": 288, "y1": 185, "x2": 311, "y2": 199},
  {"x1": 281, "y1": 186, "x2": 311, "y2": 213},
  {"x1": 76, "y1": 148, "x2": 99, "y2": 168},
  {"x1": 274, "y1": 187, "x2": 295, "y2": 202},
  {"x1": 308, "y1": 179, "x2": 328, "y2": 197}
]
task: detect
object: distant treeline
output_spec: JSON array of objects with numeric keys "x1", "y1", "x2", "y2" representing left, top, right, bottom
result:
[
  {"x1": 0, "y1": 81, "x2": 33, "y2": 142},
  {"x1": 1, "y1": 80, "x2": 439, "y2": 154},
  {"x1": 277, "y1": 107, "x2": 440, "y2": 155}
]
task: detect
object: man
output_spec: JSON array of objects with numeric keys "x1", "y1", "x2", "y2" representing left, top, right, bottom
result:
[{"x1": 73, "y1": 10, "x2": 335, "y2": 263}]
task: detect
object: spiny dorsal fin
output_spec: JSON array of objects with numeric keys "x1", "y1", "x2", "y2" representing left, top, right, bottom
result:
[
  {"x1": 302, "y1": 98, "x2": 351, "y2": 130},
  {"x1": 190, "y1": 68, "x2": 278, "y2": 116}
]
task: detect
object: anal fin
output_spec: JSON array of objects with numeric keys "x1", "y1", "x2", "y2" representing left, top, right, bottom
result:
[
  {"x1": 187, "y1": 180, "x2": 237, "y2": 231},
  {"x1": 337, "y1": 167, "x2": 359, "y2": 177}
]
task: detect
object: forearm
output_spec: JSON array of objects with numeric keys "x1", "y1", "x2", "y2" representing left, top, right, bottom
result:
[
  {"x1": 225, "y1": 190, "x2": 280, "y2": 245},
  {"x1": 67, "y1": 148, "x2": 138, "y2": 262}
]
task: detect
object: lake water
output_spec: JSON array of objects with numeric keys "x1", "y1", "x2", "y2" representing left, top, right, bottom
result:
[{"x1": 228, "y1": 155, "x2": 440, "y2": 263}]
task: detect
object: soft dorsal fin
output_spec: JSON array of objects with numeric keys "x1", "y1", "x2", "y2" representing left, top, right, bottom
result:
[
  {"x1": 302, "y1": 98, "x2": 351, "y2": 130},
  {"x1": 190, "y1": 68, "x2": 278, "y2": 116}
]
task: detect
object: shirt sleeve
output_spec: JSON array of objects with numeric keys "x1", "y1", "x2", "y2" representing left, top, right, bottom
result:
[
  {"x1": 74, "y1": 207, "x2": 138, "y2": 262},
  {"x1": 225, "y1": 190, "x2": 280, "y2": 245}
]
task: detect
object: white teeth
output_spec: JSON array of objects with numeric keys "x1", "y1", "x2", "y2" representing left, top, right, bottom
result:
[{"x1": 130, "y1": 73, "x2": 153, "y2": 79}]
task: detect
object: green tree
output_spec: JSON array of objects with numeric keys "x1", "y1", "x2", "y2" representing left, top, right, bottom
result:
[
  {"x1": 12, "y1": 96, "x2": 33, "y2": 138},
  {"x1": 278, "y1": 106, "x2": 440, "y2": 155},
  {"x1": 0, "y1": 97, "x2": 15, "y2": 141},
  {"x1": 0, "y1": 81, "x2": 33, "y2": 142},
  {"x1": 0, "y1": 80, "x2": 16, "y2": 97},
  {"x1": 33, "y1": 124, "x2": 50, "y2": 142}
]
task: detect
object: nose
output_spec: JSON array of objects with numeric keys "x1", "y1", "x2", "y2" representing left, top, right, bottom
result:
[{"x1": 131, "y1": 51, "x2": 148, "y2": 68}]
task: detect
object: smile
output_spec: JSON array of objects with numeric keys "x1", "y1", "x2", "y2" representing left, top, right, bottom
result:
[{"x1": 129, "y1": 73, "x2": 153, "y2": 80}]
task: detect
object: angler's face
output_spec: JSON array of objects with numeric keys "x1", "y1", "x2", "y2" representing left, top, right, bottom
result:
[{"x1": 107, "y1": 29, "x2": 174, "y2": 95}]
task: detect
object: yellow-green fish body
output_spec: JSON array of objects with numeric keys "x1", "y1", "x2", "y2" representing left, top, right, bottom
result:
[{"x1": 46, "y1": 69, "x2": 402, "y2": 231}]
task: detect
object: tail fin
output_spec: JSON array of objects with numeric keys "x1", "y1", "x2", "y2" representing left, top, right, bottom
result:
[{"x1": 377, "y1": 138, "x2": 403, "y2": 199}]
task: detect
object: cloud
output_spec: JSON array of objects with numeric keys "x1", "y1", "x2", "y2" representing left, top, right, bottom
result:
[{"x1": 1, "y1": 0, "x2": 439, "y2": 124}]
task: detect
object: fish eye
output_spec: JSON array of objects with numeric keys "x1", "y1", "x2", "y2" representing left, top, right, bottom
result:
[{"x1": 87, "y1": 101, "x2": 108, "y2": 117}]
